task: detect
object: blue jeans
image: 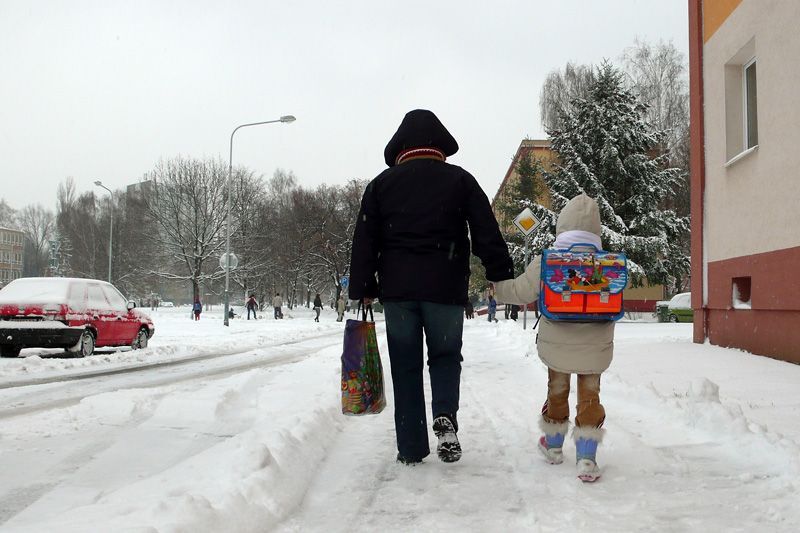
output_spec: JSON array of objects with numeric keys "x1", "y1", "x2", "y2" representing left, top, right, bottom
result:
[{"x1": 383, "y1": 301, "x2": 464, "y2": 460}]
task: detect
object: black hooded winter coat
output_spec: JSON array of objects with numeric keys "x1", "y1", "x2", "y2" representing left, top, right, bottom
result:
[{"x1": 348, "y1": 110, "x2": 514, "y2": 305}]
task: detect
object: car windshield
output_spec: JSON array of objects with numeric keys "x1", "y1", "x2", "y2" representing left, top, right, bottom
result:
[{"x1": 0, "y1": 278, "x2": 70, "y2": 305}]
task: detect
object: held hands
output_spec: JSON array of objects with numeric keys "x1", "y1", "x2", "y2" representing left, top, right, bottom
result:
[{"x1": 362, "y1": 298, "x2": 373, "y2": 306}]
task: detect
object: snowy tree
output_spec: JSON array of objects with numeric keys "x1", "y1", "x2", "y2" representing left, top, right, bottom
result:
[
  {"x1": 539, "y1": 62, "x2": 596, "y2": 132},
  {"x1": 308, "y1": 179, "x2": 366, "y2": 304},
  {"x1": 19, "y1": 205, "x2": 54, "y2": 277},
  {"x1": 542, "y1": 62, "x2": 690, "y2": 290},
  {"x1": 621, "y1": 39, "x2": 691, "y2": 289},
  {"x1": 0, "y1": 199, "x2": 17, "y2": 229},
  {"x1": 56, "y1": 178, "x2": 104, "y2": 280},
  {"x1": 622, "y1": 38, "x2": 690, "y2": 175},
  {"x1": 226, "y1": 169, "x2": 273, "y2": 304},
  {"x1": 144, "y1": 156, "x2": 229, "y2": 302}
]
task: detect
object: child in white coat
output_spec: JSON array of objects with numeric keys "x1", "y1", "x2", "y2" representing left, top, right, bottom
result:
[{"x1": 493, "y1": 194, "x2": 615, "y2": 482}]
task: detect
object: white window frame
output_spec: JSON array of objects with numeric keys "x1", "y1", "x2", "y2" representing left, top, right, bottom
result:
[{"x1": 742, "y1": 56, "x2": 758, "y2": 150}]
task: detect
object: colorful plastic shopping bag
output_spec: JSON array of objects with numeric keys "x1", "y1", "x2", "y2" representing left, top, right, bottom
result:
[{"x1": 341, "y1": 305, "x2": 386, "y2": 415}]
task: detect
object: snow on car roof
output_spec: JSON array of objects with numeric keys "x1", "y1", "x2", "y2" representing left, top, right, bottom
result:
[{"x1": 0, "y1": 277, "x2": 84, "y2": 305}]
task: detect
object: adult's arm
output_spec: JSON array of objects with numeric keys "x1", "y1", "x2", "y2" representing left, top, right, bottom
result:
[
  {"x1": 463, "y1": 172, "x2": 514, "y2": 282},
  {"x1": 348, "y1": 180, "x2": 380, "y2": 300}
]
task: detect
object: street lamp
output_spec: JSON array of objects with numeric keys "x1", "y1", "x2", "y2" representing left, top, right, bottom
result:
[
  {"x1": 223, "y1": 115, "x2": 296, "y2": 326},
  {"x1": 94, "y1": 180, "x2": 113, "y2": 283}
]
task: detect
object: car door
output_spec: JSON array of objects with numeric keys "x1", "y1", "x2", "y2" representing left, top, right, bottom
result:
[
  {"x1": 86, "y1": 282, "x2": 116, "y2": 345},
  {"x1": 678, "y1": 294, "x2": 693, "y2": 322},
  {"x1": 102, "y1": 283, "x2": 139, "y2": 344}
]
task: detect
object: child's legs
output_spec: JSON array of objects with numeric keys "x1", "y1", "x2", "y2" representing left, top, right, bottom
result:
[
  {"x1": 575, "y1": 374, "x2": 605, "y2": 428},
  {"x1": 543, "y1": 368, "x2": 570, "y2": 423}
]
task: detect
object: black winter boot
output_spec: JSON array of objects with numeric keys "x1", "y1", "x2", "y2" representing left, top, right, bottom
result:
[{"x1": 433, "y1": 414, "x2": 462, "y2": 463}]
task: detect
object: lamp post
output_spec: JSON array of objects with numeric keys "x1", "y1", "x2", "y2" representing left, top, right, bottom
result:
[
  {"x1": 223, "y1": 115, "x2": 296, "y2": 326},
  {"x1": 94, "y1": 180, "x2": 113, "y2": 283}
]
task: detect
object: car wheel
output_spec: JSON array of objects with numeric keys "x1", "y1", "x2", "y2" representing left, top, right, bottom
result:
[
  {"x1": 1, "y1": 345, "x2": 22, "y2": 358},
  {"x1": 132, "y1": 328, "x2": 149, "y2": 350},
  {"x1": 668, "y1": 314, "x2": 679, "y2": 323},
  {"x1": 67, "y1": 330, "x2": 95, "y2": 358}
]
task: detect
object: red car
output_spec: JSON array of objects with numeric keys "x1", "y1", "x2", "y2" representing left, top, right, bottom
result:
[{"x1": 0, "y1": 277, "x2": 154, "y2": 358}]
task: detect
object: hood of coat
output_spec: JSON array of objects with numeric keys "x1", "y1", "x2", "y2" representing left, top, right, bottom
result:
[
  {"x1": 555, "y1": 194, "x2": 602, "y2": 237},
  {"x1": 383, "y1": 109, "x2": 459, "y2": 167}
]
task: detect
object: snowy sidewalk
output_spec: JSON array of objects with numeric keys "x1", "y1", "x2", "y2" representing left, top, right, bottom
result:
[{"x1": 1, "y1": 313, "x2": 798, "y2": 532}]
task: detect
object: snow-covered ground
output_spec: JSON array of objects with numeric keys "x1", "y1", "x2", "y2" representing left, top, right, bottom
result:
[{"x1": 1, "y1": 308, "x2": 798, "y2": 532}]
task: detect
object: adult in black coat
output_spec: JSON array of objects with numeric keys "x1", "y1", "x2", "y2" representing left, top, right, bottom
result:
[{"x1": 349, "y1": 109, "x2": 514, "y2": 465}]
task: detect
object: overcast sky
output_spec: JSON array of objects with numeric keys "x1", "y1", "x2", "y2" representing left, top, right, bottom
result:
[{"x1": 0, "y1": 0, "x2": 688, "y2": 211}]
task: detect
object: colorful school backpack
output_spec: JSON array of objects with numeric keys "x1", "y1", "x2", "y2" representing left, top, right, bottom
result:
[{"x1": 539, "y1": 243, "x2": 627, "y2": 321}]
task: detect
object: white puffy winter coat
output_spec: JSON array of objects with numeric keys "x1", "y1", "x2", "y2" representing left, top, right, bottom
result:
[{"x1": 493, "y1": 194, "x2": 616, "y2": 374}]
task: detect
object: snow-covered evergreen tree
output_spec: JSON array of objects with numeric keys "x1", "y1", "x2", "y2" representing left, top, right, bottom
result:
[{"x1": 539, "y1": 62, "x2": 690, "y2": 289}]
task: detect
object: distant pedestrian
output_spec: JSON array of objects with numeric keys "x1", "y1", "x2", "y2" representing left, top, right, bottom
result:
[
  {"x1": 246, "y1": 294, "x2": 258, "y2": 320},
  {"x1": 313, "y1": 293, "x2": 323, "y2": 322},
  {"x1": 336, "y1": 295, "x2": 346, "y2": 322},
  {"x1": 487, "y1": 295, "x2": 498, "y2": 323},
  {"x1": 192, "y1": 299, "x2": 202, "y2": 321},
  {"x1": 272, "y1": 292, "x2": 283, "y2": 319}
]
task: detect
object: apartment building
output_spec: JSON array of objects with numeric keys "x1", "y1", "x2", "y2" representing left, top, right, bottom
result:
[
  {"x1": 0, "y1": 227, "x2": 24, "y2": 287},
  {"x1": 689, "y1": 0, "x2": 800, "y2": 362}
]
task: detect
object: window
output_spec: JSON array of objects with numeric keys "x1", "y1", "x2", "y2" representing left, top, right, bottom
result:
[
  {"x1": 744, "y1": 59, "x2": 758, "y2": 150},
  {"x1": 724, "y1": 39, "x2": 758, "y2": 163},
  {"x1": 102, "y1": 284, "x2": 128, "y2": 311},
  {"x1": 87, "y1": 284, "x2": 109, "y2": 309},
  {"x1": 68, "y1": 282, "x2": 87, "y2": 311}
]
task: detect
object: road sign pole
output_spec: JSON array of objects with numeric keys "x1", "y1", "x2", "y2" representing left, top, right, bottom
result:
[
  {"x1": 512, "y1": 207, "x2": 540, "y2": 332},
  {"x1": 523, "y1": 234, "x2": 530, "y2": 330}
]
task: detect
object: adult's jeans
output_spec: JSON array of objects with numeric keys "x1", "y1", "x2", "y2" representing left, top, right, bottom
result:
[
  {"x1": 383, "y1": 301, "x2": 464, "y2": 460},
  {"x1": 248, "y1": 307, "x2": 257, "y2": 320}
]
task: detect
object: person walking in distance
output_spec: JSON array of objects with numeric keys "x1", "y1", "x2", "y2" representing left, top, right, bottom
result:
[
  {"x1": 487, "y1": 295, "x2": 498, "y2": 323},
  {"x1": 336, "y1": 295, "x2": 346, "y2": 322},
  {"x1": 349, "y1": 109, "x2": 514, "y2": 465},
  {"x1": 272, "y1": 292, "x2": 283, "y2": 319},
  {"x1": 313, "y1": 292, "x2": 323, "y2": 322},
  {"x1": 246, "y1": 294, "x2": 258, "y2": 320},
  {"x1": 192, "y1": 299, "x2": 202, "y2": 321}
]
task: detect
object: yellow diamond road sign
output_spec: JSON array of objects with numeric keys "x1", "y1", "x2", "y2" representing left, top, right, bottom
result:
[{"x1": 513, "y1": 208, "x2": 541, "y2": 236}]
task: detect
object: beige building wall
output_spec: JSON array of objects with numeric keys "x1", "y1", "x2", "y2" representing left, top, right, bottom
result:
[{"x1": 703, "y1": 0, "x2": 800, "y2": 269}]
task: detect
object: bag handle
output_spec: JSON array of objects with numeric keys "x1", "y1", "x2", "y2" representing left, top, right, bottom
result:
[
  {"x1": 564, "y1": 242, "x2": 601, "y2": 251},
  {"x1": 357, "y1": 300, "x2": 374, "y2": 322}
]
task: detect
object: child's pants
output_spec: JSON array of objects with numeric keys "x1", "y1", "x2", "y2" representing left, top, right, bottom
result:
[{"x1": 542, "y1": 368, "x2": 605, "y2": 429}]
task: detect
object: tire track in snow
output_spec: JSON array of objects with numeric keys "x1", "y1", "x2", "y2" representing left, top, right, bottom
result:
[
  {"x1": 0, "y1": 332, "x2": 346, "y2": 420},
  {"x1": 0, "y1": 329, "x2": 347, "y2": 390}
]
